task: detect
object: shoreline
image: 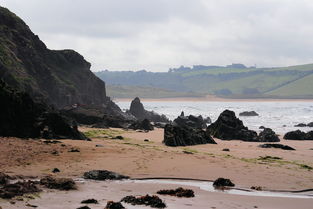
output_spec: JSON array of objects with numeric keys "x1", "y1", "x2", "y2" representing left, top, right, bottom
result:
[{"x1": 113, "y1": 96, "x2": 313, "y2": 102}]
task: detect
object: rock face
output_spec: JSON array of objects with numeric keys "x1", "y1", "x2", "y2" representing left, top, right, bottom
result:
[
  {"x1": 256, "y1": 128, "x2": 280, "y2": 142},
  {"x1": 284, "y1": 130, "x2": 313, "y2": 140},
  {"x1": 207, "y1": 110, "x2": 257, "y2": 141},
  {"x1": 0, "y1": 81, "x2": 88, "y2": 140},
  {"x1": 83, "y1": 170, "x2": 129, "y2": 180},
  {"x1": 239, "y1": 111, "x2": 259, "y2": 116},
  {"x1": 0, "y1": 6, "x2": 107, "y2": 108},
  {"x1": 173, "y1": 115, "x2": 207, "y2": 129},
  {"x1": 163, "y1": 124, "x2": 216, "y2": 146},
  {"x1": 128, "y1": 97, "x2": 169, "y2": 123}
]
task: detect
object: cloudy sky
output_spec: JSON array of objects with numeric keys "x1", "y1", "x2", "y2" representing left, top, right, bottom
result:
[{"x1": 2, "y1": 0, "x2": 313, "y2": 72}]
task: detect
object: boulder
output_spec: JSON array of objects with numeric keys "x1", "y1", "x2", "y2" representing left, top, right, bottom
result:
[
  {"x1": 128, "y1": 119, "x2": 154, "y2": 131},
  {"x1": 81, "y1": 199, "x2": 99, "y2": 204},
  {"x1": 284, "y1": 130, "x2": 307, "y2": 140},
  {"x1": 256, "y1": 128, "x2": 280, "y2": 142},
  {"x1": 128, "y1": 97, "x2": 169, "y2": 123},
  {"x1": 83, "y1": 170, "x2": 129, "y2": 180},
  {"x1": 239, "y1": 111, "x2": 259, "y2": 116},
  {"x1": 163, "y1": 124, "x2": 216, "y2": 146},
  {"x1": 40, "y1": 176, "x2": 76, "y2": 190},
  {"x1": 307, "y1": 122, "x2": 313, "y2": 127},
  {"x1": 213, "y1": 178, "x2": 235, "y2": 188},
  {"x1": 121, "y1": 195, "x2": 166, "y2": 208},
  {"x1": 174, "y1": 115, "x2": 207, "y2": 129},
  {"x1": 259, "y1": 144, "x2": 295, "y2": 150},
  {"x1": 207, "y1": 110, "x2": 257, "y2": 141},
  {"x1": 105, "y1": 201, "x2": 125, "y2": 209}
]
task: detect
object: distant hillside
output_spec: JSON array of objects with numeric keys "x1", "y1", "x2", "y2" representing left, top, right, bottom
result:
[
  {"x1": 96, "y1": 63, "x2": 313, "y2": 99},
  {"x1": 107, "y1": 84, "x2": 203, "y2": 99},
  {"x1": 0, "y1": 6, "x2": 107, "y2": 108}
]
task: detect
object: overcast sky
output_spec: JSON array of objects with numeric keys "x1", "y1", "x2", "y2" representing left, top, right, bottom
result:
[{"x1": 2, "y1": 0, "x2": 313, "y2": 72}]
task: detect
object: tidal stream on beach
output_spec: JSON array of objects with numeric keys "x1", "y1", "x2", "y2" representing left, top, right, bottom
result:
[{"x1": 117, "y1": 100, "x2": 313, "y2": 134}]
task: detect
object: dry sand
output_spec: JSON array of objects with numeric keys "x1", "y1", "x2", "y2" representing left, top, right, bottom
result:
[{"x1": 1, "y1": 127, "x2": 313, "y2": 208}]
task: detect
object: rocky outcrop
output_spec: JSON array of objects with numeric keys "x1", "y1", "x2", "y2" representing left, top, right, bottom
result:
[
  {"x1": 284, "y1": 130, "x2": 313, "y2": 140},
  {"x1": 295, "y1": 122, "x2": 313, "y2": 127},
  {"x1": 239, "y1": 111, "x2": 259, "y2": 116},
  {"x1": 207, "y1": 110, "x2": 257, "y2": 141},
  {"x1": 0, "y1": 6, "x2": 108, "y2": 108},
  {"x1": 40, "y1": 176, "x2": 76, "y2": 190},
  {"x1": 0, "y1": 180, "x2": 40, "y2": 199},
  {"x1": 128, "y1": 97, "x2": 169, "y2": 123},
  {"x1": 0, "y1": 81, "x2": 88, "y2": 140},
  {"x1": 121, "y1": 195, "x2": 166, "y2": 208},
  {"x1": 129, "y1": 119, "x2": 154, "y2": 131},
  {"x1": 83, "y1": 170, "x2": 129, "y2": 180},
  {"x1": 256, "y1": 128, "x2": 280, "y2": 142},
  {"x1": 173, "y1": 115, "x2": 207, "y2": 129},
  {"x1": 259, "y1": 144, "x2": 295, "y2": 150},
  {"x1": 157, "y1": 187, "x2": 195, "y2": 197},
  {"x1": 163, "y1": 124, "x2": 216, "y2": 146}
]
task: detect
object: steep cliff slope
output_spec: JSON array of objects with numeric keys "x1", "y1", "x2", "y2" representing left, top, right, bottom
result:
[{"x1": 0, "y1": 6, "x2": 107, "y2": 108}]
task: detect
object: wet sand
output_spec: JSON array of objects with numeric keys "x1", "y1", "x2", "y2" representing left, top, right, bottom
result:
[{"x1": 1, "y1": 127, "x2": 313, "y2": 208}]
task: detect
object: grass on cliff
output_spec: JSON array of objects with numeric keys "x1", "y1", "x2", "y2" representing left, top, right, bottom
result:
[{"x1": 83, "y1": 129, "x2": 125, "y2": 139}]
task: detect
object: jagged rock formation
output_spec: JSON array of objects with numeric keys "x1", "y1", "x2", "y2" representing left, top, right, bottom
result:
[
  {"x1": 163, "y1": 124, "x2": 216, "y2": 146},
  {"x1": 0, "y1": 81, "x2": 88, "y2": 140},
  {"x1": 0, "y1": 6, "x2": 107, "y2": 108},
  {"x1": 128, "y1": 97, "x2": 169, "y2": 123},
  {"x1": 284, "y1": 130, "x2": 313, "y2": 140},
  {"x1": 207, "y1": 110, "x2": 257, "y2": 141},
  {"x1": 128, "y1": 119, "x2": 154, "y2": 131},
  {"x1": 173, "y1": 115, "x2": 208, "y2": 129},
  {"x1": 239, "y1": 111, "x2": 259, "y2": 116}
]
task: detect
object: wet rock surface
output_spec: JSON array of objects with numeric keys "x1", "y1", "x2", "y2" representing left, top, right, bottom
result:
[
  {"x1": 259, "y1": 144, "x2": 295, "y2": 150},
  {"x1": 239, "y1": 111, "x2": 259, "y2": 116},
  {"x1": 213, "y1": 178, "x2": 235, "y2": 188},
  {"x1": 128, "y1": 97, "x2": 169, "y2": 123},
  {"x1": 105, "y1": 201, "x2": 125, "y2": 209},
  {"x1": 163, "y1": 124, "x2": 216, "y2": 146},
  {"x1": 121, "y1": 195, "x2": 166, "y2": 208},
  {"x1": 207, "y1": 110, "x2": 257, "y2": 141},
  {"x1": 83, "y1": 170, "x2": 129, "y2": 181},
  {"x1": 40, "y1": 176, "x2": 76, "y2": 190},
  {"x1": 157, "y1": 187, "x2": 195, "y2": 197}
]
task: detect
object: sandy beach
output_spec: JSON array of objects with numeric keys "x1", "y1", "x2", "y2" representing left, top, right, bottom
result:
[{"x1": 1, "y1": 127, "x2": 313, "y2": 208}]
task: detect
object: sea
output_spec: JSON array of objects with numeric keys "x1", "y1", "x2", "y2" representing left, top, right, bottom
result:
[{"x1": 115, "y1": 100, "x2": 313, "y2": 134}]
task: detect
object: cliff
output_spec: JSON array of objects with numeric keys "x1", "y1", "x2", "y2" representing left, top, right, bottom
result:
[{"x1": 0, "y1": 6, "x2": 107, "y2": 108}]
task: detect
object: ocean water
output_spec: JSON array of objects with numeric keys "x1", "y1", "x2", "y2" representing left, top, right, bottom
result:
[{"x1": 115, "y1": 100, "x2": 313, "y2": 134}]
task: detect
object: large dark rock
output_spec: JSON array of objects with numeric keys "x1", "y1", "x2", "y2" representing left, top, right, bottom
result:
[
  {"x1": 256, "y1": 128, "x2": 280, "y2": 142},
  {"x1": 128, "y1": 97, "x2": 169, "y2": 123},
  {"x1": 0, "y1": 81, "x2": 88, "y2": 140},
  {"x1": 174, "y1": 115, "x2": 207, "y2": 129},
  {"x1": 284, "y1": 130, "x2": 307, "y2": 140},
  {"x1": 0, "y1": 6, "x2": 107, "y2": 108},
  {"x1": 40, "y1": 176, "x2": 76, "y2": 190},
  {"x1": 213, "y1": 178, "x2": 235, "y2": 188},
  {"x1": 295, "y1": 123, "x2": 307, "y2": 127},
  {"x1": 157, "y1": 187, "x2": 195, "y2": 198},
  {"x1": 207, "y1": 110, "x2": 257, "y2": 141},
  {"x1": 163, "y1": 124, "x2": 216, "y2": 146},
  {"x1": 83, "y1": 170, "x2": 129, "y2": 180},
  {"x1": 105, "y1": 201, "x2": 125, "y2": 209},
  {"x1": 259, "y1": 144, "x2": 295, "y2": 150},
  {"x1": 129, "y1": 119, "x2": 154, "y2": 131},
  {"x1": 121, "y1": 195, "x2": 166, "y2": 208},
  {"x1": 239, "y1": 111, "x2": 259, "y2": 116}
]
